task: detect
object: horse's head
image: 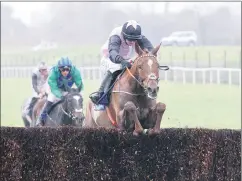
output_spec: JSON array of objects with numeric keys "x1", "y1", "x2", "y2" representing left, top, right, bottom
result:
[
  {"x1": 131, "y1": 42, "x2": 169, "y2": 99},
  {"x1": 63, "y1": 88, "x2": 85, "y2": 126}
]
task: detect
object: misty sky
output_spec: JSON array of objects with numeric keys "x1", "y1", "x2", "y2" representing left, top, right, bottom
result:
[{"x1": 2, "y1": 2, "x2": 241, "y2": 26}]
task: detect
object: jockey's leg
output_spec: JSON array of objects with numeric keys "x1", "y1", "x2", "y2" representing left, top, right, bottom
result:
[
  {"x1": 90, "y1": 70, "x2": 113, "y2": 104},
  {"x1": 28, "y1": 90, "x2": 40, "y2": 117},
  {"x1": 27, "y1": 97, "x2": 38, "y2": 117},
  {"x1": 36, "y1": 93, "x2": 57, "y2": 126}
]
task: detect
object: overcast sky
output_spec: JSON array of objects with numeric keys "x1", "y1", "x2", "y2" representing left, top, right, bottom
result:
[{"x1": 2, "y1": 2, "x2": 241, "y2": 26}]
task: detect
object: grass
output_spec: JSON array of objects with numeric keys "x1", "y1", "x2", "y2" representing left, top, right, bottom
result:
[
  {"x1": 1, "y1": 45, "x2": 241, "y2": 67},
  {"x1": 1, "y1": 78, "x2": 240, "y2": 129}
]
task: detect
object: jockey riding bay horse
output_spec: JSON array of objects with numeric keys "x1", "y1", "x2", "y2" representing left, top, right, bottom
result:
[
  {"x1": 21, "y1": 95, "x2": 47, "y2": 127},
  {"x1": 21, "y1": 86, "x2": 48, "y2": 127},
  {"x1": 84, "y1": 42, "x2": 169, "y2": 136}
]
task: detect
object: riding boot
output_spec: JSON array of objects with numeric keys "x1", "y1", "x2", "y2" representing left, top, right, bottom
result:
[
  {"x1": 27, "y1": 97, "x2": 38, "y2": 117},
  {"x1": 90, "y1": 71, "x2": 113, "y2": 104},
  {"x1": 36, "y1": 101, "x2": 53, "y2": 126}
]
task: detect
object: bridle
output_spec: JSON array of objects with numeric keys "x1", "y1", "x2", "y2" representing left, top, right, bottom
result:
[
  {"x1": 62, "y1": 94, "x2": 84, "y2": 124},
  {"x1": 61, "y1": 104, "x2": 84, "y2": 123},
  {"x1": 113, "y1": 54, "x2": 168, "y2": 96},
  {"x1": 46, "y1": 93, "x2": 84, "y2": 126},
  {"x1": 126, "y1": 54, "x2": 160, "y2": 90}
]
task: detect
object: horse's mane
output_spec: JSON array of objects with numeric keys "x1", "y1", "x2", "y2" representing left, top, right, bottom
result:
[
  {"x1": 143, "y1": 48, "x2": 149, "y2": 54},
  {"x1": 132, "y1": 49, "x2": 154, "y2": 68},
  {"x1": 70, "y1": 88, "x2": 80, "y2": 93},
  {"x1": 47, "y1": 100, "x2": 63, "y2": 114}
]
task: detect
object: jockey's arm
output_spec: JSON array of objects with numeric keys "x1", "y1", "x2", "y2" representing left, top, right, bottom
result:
[
  {"x1": 73, "y1": 66, "x2": 84, "y2": 92},
  {"x1": 48, "y1": 70, "x2": 62, "y2": 98},
  {"x1": 32, "y1": 73, "x2": 40, "y2": 94},
  {"x1": 108, "y1": 35, "x2": 125, "y2": 64},
  {"x1": 137, "y1": 35, "x2": 154, "y2": 52}
]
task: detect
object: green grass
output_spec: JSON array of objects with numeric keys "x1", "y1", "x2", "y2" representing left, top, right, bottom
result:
[
  {"x1": 1, "y1": 78, "x2": 240, "y2": 129},
  {"x1": 1, "y1": 45, "x2": 241, "y2": 67}
]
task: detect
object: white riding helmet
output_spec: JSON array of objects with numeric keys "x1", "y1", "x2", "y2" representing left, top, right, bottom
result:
[{"x1": 38, "y1": 61, "x2": 48, "y2": 70}]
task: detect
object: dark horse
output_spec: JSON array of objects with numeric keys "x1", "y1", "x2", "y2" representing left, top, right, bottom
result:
[
  {"x1": 84, "y1": 42, "x2": 169, "y2": 135},
  {"x1": 32, "y1": 88, "x2": 85, "y2": 127}
]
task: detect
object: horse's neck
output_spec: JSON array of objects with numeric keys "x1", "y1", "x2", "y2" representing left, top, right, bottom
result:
[{"x1": 52, "y1": 104, "x2": 67, "y2": 123}]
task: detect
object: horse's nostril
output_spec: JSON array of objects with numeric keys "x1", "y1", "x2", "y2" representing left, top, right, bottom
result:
[{"x1": 148, "y1": 87, "x2": 158, "y2": 93}]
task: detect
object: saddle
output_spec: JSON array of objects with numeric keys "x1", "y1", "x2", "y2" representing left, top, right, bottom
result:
[
  {"x1": 47, "y1": 99, "x2": 64, "y2": 115},
  {"x1": 93, "y1": 69, "x2": 125, "y2": 111}
]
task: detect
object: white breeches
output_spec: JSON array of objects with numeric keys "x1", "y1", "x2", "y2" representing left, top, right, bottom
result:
[
  {"x1": 100, "y1": 54, "x2": 137, "y2": 74},
  {"x1": 47, "y1": 91, "x2": 83, "y2": 103},
  {"x1": 47, "y1": 91, "x2": 68, "y2": 103},
  {"x1": 101, "y1": 56, "x2": 122, "y2": 73}
]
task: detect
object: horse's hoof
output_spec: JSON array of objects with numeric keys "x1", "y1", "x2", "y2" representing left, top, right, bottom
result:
[
  {"x1": 133, "y1": 131, "x2": 139, "y2": 136},
  {"x1": 133, "y1": 130, "x2": 143, "y2": 136},
  {"x1": 143, "y1": 129, "x2": 149, "y2": 134}
]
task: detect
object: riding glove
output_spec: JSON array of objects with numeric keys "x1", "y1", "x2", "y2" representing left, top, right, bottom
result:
[{"x1": 120, "y1": 60, "x2": 132, "y2": 69}]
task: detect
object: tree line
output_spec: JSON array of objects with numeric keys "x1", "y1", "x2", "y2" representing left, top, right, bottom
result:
[{"x1": 2, "y1": 2, "x2": 241, "y2": 47}]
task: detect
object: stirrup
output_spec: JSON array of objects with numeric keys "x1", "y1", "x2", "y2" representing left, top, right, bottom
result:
[
  {"x1": 89, "y1": 91, "x2": 102, "y2": 104},
  {"x1": 94, "y1": 104, "x2": 105, "y2": 111},
  {"x1": 36, "y1": 120, "x2": 43, "y2": 127}
]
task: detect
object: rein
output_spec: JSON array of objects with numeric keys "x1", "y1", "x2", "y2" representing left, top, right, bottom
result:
[{"x1": 61, "y1": 104, "x2": 83, "y2": 121}]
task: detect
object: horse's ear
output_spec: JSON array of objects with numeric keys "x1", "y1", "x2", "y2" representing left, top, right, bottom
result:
[
  {"x1": 135, "y1": 41, "x2": 144, "y2": 56},
  {"x1": 151, "y1": 44, "x2": 161, "y2": 57},
  {"x1": 143, "y1": 48, "x2": 149, "y2": 54}
]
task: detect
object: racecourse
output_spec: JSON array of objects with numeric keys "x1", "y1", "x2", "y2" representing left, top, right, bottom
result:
[{"x1": 1, "y1": 78, "x2": 240, "y2": 129}]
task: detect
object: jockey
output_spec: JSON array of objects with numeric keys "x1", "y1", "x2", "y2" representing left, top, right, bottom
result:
[
  {"x1": 36, "y1": 57, "x2": 84, "y2": 126},
  {"x1": 27, "y1": 61, "x2": 49, "y2": 118},
  {"x1": 90, "y1": 20, "x2": 154, "y2": 106}
]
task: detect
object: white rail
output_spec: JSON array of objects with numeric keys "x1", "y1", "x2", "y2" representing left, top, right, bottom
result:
[{"x1": 1, "y1": 66, "x2": 241, "y2": 86}]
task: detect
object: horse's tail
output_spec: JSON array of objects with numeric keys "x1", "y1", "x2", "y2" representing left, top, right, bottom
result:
[{"x1": 21, "y1": 98, "x2": 31, "y2": 127}]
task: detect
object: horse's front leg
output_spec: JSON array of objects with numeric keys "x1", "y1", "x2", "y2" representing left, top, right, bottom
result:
[
  {"x1": 147, "y1": 102, "x2": 166, "y2": 135},
  {"x1": 118, "y1": 101, "x2": 144, "y2": 136}
]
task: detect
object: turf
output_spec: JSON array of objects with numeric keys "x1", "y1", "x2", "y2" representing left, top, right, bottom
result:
[{"x1": 1, "y1": 78, "x2": 240, "y2": 129}]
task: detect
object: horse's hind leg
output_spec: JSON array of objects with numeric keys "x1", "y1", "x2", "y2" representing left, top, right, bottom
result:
[
  {"x1": 147, "y1": 102, "x2": 166, "y2": 135},
  {"x1": 119, "y1": 101, "x2": 144, "y2": 136}
]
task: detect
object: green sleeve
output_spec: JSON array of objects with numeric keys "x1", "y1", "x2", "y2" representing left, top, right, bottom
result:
[
  {"x1": 48, "y1": 69, "x2": 62, "y2": 98},
  {"x1": 73, "y1": 67, "x2": 84, "y2": 91}
]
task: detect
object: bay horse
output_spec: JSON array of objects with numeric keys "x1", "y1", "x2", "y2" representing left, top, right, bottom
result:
[
  {"x1": 21, "y1": 95, "x2": 47, "y2": 127},
  {"x1": 84, "y1": 42, "x2": 169, "y2": 136},
  {"x1": 32, "y1": 88, "x2": 85, "y2": 127},
  {"x1": 21, "y1": 83, "x2": 50, "y2": 127}
]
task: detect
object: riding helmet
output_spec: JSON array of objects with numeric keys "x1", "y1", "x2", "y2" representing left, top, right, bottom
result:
[
  {"x1": 122, "y1": 20, "x2": 142, "y2": 40},
  {"x1": 57, "y1": 57, "x2": 72, "y2": 68},
  {"x1": 38, "y1": 61, "x2": 48, "y2": 70}
]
